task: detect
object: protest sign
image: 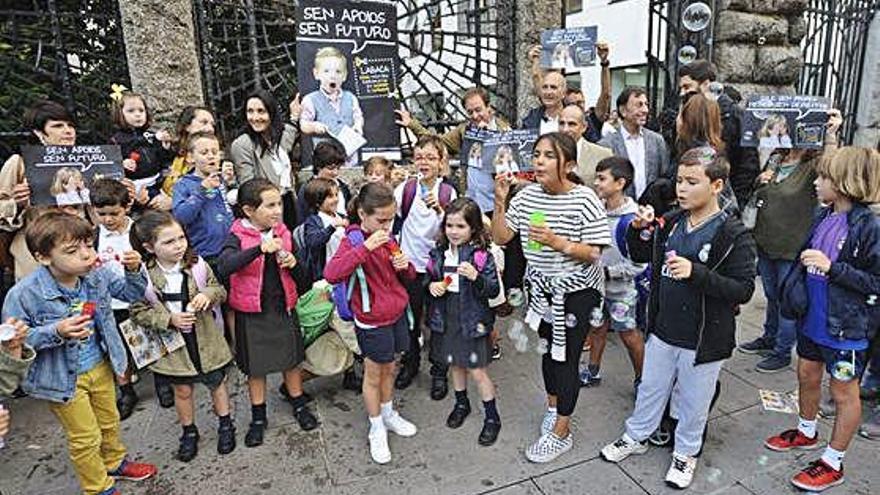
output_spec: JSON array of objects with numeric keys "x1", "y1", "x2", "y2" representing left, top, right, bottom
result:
[
  {"x1": 462, "y1": 128, "x2": 539, "y2": 176},
  {"x1": 740, "y1": 95, "x2": 830, "y2": 150},
  {"x1": 296, "y1": 0, "x2": 401, "y2": 163},
  {"x1": 22, "y1": 145, "x2": 124, "y2": 206},
  {"x1": 540, "y1": 26, "x2": 598, "y2": 70}
]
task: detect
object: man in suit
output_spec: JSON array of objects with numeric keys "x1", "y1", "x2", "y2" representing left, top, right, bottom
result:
[
  {"x1": 599, "y1": 87, "x2": 670, "y2": 199},
  {"x1": 559, "y1": 104, "x2": 612, "y2": 186}
]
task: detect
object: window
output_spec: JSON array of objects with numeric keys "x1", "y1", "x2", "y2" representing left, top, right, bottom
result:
[{"x1": 565, "y1": 0, "x2": 583, "y2": 14}]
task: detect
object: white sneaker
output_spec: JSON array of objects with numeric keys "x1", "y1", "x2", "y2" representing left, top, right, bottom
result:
[
  {"x1": 600, "y1": 432, "x2": 649, "y2": 463},
  {"x1": 665, "y1": 452, "x2": 698, "y2": 489},
  {"x1": 368, "y1": 426, "x2": 391, "y2": 464},
  {"x1": 541, "y1": 409, "x2": 557, "y2": 435},
  {"x1": 525, "y1": 432, "x2": 572, "y2": 463},
  {"x1": 382, "y1": 410, "x2": 418, "y2": 437}
]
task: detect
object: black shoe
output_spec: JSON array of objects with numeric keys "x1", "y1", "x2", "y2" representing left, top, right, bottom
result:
[
  {"x1": 278, "y1": 384, "x2": 314, "y2": 404},
  {"x1": 176, "y1": 428, "x2": 200, "y2": 462},
  {"x1": 342, "y1": 369, "x2": 362, "y2": 392},
  {"x1": 430, "y1": 376, "x2": 448, "y2": 401},
  {"x1": 491, "y1": 344, "x2": 502, "y2": 361},
  {"x1": 446, "y1": 403, "x2": 471, "y2": 429},
  {"x1": 116, "y1": 389, "x2": 139, "y2": 421},
  {"x1": 395, "y1": 367, "x2": 417, "y2": 390},
  {"x1": 738, "y1": 336, "x2": 773, "y2": 355},
  {"x1": 478, "y1": 418, "x2": 501, "y2": 446},
  {"x1": 244, "y1": 420, "x2": 267, "y2": 448},
  {"x1": 217, "y1": 423, "x2": 236, "y2": 455},
  {"x1": 293, "y1": 405, "x2": 319, "y2": 431},
  {"x1": 156, "y1": 381, "x2": 174, "y2": 409}
]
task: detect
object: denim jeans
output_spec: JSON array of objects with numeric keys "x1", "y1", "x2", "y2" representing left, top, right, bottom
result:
[{"x1": 757, "y1": 254, "x2": 797, "y2": 359}]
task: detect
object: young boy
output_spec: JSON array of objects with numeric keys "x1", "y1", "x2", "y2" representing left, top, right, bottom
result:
[
  {"x1": 295, "y1": 138, "x2": 353, "y2": 223},
  {"x1": 171, "y1": 131, "x2": 233, "y2": 266},
  {"x1": 599, "y1": 147, "x2": 756, "y2": 489},
  {"x1": 579, "y1": 157, "x2": 646, "y2": 390},
  {"x1": 300, "y1": 46, "x2": 364, "y2": 166},
  {"x1": 393, "y1": 135, "x2": 457, "y2": 398},
  {"x1": 2, "y1": 212, "x2": 157, "y2": 495},
  {"x1": 92, "y1": 179, "x2": 141, "y2": 418}
]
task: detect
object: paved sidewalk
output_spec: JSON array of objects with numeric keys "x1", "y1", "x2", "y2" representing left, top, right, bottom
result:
[{"x1": 1, "y1": 290, "x2": 878, "y2": 494}]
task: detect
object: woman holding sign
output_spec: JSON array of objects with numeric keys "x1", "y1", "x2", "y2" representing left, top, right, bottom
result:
[{"x1": 491, "y1": 132, "x2": 610, "y2": 463}]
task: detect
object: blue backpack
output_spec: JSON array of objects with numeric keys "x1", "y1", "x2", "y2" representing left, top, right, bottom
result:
[
  {"x1": 615, "y1": 213, "x2": 651, "y2": 324},
  {"x1": 331, "y1": 229, "x2": 370, "y2": 322}
]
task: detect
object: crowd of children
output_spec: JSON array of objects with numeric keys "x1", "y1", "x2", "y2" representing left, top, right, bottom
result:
[{"x1": 0, "y1": 85, "x2": 878, "y2": 495}]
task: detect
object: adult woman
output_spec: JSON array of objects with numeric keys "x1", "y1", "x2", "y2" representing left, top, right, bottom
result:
[
  {"x1": 739, "y1": 109, "x2": 842, "y2": 372},
  {"x1": 229, "y1": 89, "x2": 301, "y2": 228},
  {"x1": 491, "y1": 132, "x2": 610, "y2": 463}
]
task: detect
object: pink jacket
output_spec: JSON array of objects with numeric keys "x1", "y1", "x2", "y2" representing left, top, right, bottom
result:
[{"x1": 228, "y1": 219, "x2": 298, "y2": 312}]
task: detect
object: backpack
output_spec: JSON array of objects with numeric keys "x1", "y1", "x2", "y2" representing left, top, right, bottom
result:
[
  {"x1": 614, "y1": 212, "x2": 652, "y2": 322},
  {"x1": 425, "y1": 248, "x2": 489, "y2": 279},
  {"x1": 143, "y1": 257, "x2": 224, "y2": 332},
  {"x1": 393, "y1": 178, "x2": 455, "y2": 236},
  {"x1": 291, "y1": 222, "x2": 309, "y2": 275},
  {"x1": 331, "y1": 229, "x2": 370, "y2": 322}
]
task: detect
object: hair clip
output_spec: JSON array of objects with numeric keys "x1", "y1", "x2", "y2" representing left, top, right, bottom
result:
[{"x1": 109, "y1": 83, "x2": 129, "y2": 102}]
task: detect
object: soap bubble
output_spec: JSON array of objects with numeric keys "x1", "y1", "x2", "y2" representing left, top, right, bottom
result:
[
  {"x1": 682, "y1": 2, "x2": 712, "y2": 32},
  {"x1": 514, "y1": 336, "x2": 529, "y2": 353},
  {"x1": 678, "y1": 45, "x2": 698, "y2": 64},
  {"x1": 535, "y1": 338, "x2": 548, "y2": 355}
]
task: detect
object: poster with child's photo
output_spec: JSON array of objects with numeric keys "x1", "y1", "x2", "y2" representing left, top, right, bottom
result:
[
  {"x1": 540, "y1": 26, "x2": 598, "y2": 70},
  {"x1": 740, "y1": 95, "x2": 830, "y2": 167},
  {"x1": 295, "y1": 0, "x2": 401, "y2": 165},
  {"x1": 462, "y1": 128, "x2": 539, "y2": 177},
  {"x1": 21, "y1": 145, "x2": 124, "y2": 206}
]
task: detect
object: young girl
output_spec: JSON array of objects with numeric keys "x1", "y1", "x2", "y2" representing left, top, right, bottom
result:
[
  {"x1": 324, "y1": 183, "x2": 418, "y2": 464},
  {"x1": 301, "y1": 177, "x2": 348, "y2": 287},
  {"x1": 50, "y1": 167, "x2": 90, "y2": 206},
  {"x1": 129, "y1": 211, "x2": 235, "y2": 462},
  {"x1": 363, "y1": 156, "x2": 393, "y2": 186},
  {"x1": 492, "y1": 132, "x2": 610, "y2": 463},
  {"x1": 109, "y1": 91, "x2": 175, "y2": 205},
  {"x1": 217, "y1": 178, "x2": 318, "y2": 448},
  {"x1": 161, "y1": 106, "x2": 217, "y2": 199},
  {"x1": 766, "y1": 147, "x2": 880, "y2": 492},
  {"x1": 426, "y1": 198, "x2": 502, "y2": 446}
]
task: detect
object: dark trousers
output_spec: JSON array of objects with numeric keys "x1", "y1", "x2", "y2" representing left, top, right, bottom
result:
[
  {"x1": 503, "y1": 234, "x2": 526, "y2": 291},
  {"x1": 538, "y1": 288, "x2": 601, "y2": 416},
  {"x1": 402, "y1": 273, "x2": 448, "y2": 378}
]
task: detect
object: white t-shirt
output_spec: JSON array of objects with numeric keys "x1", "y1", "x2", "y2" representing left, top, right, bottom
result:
[
  {"x1": 394, "y1": 179, "x2": 457, "y2": 273},
  {"x1": 157, "y1": 261, "x2": 184, "y2": 315},
  {"x1": 97, "y1": 218, "x2": 133, "y2": 310},
  {"x1": 539, "y1": 115, "x2": 560, "y2": 135},
  {"x1": 442, "y1": 247, "x2": 460, "y2": 293}
]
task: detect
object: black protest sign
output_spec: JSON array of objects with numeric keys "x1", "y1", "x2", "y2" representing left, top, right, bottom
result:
[
  {"x1": 462, "y1": 128, "x2": 539, "y2": 175},
  {"x1": 22, "y1": 145, "x2": 124, "y2": 206},
  {"x1": 296, "y1": 0, "x2": 400, "y2": 162},
  {"x1": 540, "y1": 26, "x2": 598, "y2": 70},
  {"x1": 740, "y1": 95, "x2": 830, "y2": 149}
]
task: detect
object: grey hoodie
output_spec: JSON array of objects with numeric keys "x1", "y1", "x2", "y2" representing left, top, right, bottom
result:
[{"x1": 601, "y1": 196, "x2": 647, "y2": 297}]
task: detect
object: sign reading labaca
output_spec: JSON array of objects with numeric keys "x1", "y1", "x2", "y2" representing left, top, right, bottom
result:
[
  {"x1": 540, "y1": 27, "x2": 598, "y2": 70},
  {"x1": 740, "y1": 95, "x2": 831, "y2": 150},
  {"x1": 296, "y1": 0, "x2": 401, "y2": 162},
  {"x1": 22, "y1": 145, "x2": 124, "y2": 206}
]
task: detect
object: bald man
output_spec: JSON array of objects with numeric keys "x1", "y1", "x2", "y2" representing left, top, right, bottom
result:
[
  {"x1": 520, "y1": 71, "x2": 567, "y2": 134},
  {"x1": 559, "y1": 105, "x2": 612, "y2": 186}
]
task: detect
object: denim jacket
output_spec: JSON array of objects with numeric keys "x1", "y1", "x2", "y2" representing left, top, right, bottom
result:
[
  {"x1": 1, "y1": 266, "x2": 147, "y2": 403},
  {"x1": 781, "y1": 203, "x2": 880, "y2": 342},
  {"x1": 426, "y1": 244, "x2": 500, "y2": 339}
]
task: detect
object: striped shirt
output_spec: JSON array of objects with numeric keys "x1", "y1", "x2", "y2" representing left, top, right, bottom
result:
[{"x1": 505, "y1": 183, "x2": 611, "y2": 361}]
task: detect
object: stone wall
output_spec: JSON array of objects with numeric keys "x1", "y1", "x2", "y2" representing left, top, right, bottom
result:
[
  {"x1": 117, "y1": 0, "x2": 205, "y2": 126},
  {"x1": 514, "y1": 0, "x2": 563, "y2": 121},
  {"x1": 854, "y1": 13, "x2": 880, "y2": 148},
  {"x1": 713, "y1": 0, "x2": 808, "y2": 97}
]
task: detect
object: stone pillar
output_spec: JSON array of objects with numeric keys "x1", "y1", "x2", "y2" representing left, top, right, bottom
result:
[
  {"x1": 854, "y1": 14, "x2": 880, "y2": 148},
  {"x1": 514, "y1": 0, "x2": 563, "y2": 122},
  {"x1": 713, "y1": 0, "x2": 807, "y2": 97},
  {"x1": 117, "y1": 0, "x2": 205, "y2": 125}
]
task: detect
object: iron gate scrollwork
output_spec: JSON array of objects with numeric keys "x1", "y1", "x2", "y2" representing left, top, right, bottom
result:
[
  {"x1": 0, "y1": 0, "x2": 131, "y2": 159},
  {"x1": 193, "y1": 0, "x2": 518, "y2": 150}
]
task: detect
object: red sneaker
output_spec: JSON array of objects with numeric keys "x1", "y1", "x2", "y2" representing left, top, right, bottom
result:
[
  {"x1": 764, "y1": 429, "x2": 819, "y2": 452},
  {"x1": 108, "y1": 459, "x2": 158, "y2": 481},
  {"x1": 791, "y1": 460, "x2": 844, "y2": 492}
]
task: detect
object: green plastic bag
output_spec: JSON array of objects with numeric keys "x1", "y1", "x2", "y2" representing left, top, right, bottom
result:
[{"x1": 296, "y1": 282, "x2": 334, "y2": 348}]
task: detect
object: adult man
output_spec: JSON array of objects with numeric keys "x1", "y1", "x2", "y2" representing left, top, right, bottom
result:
[
  {"x1": 395, "y1": 87, "x2": 511, "y2": 211},
  {"x1": 678, "y1": 60, "x2": 759, "y2": 207},
  {"x1": 599, "y1": 87, "x2": 670, "y2": 199},
  {"x1": 558, "y1": 104, "x2": 612, "y2": 186},
  {"x1": 520, "y1": 71, "x2": 567, "y2": 134}
]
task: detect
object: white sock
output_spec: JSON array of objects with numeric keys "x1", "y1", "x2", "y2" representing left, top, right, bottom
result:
[
  {"x1": 821, "y1": 446, "x2": 845, "y2": 471},
  {"x1": 369, "y1": 415, "x2": 385, "y2": 433},
  {"x1": 380, "y1": 401, "x2": 394, "y2": 418},
  {"x1": 547, "y1": 406, "x2": 557, "y2": 414},
  {"x1": 798, "y1": 416, "x2": 817, "y2": 439}
]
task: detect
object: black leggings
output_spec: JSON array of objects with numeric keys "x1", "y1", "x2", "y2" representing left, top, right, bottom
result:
[{"x1": 538, "y1": 288, "x2": 601, "y2": 417}]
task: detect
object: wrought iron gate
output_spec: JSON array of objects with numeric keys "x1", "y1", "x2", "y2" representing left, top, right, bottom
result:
[
  {"x1": 192, "y1": 0, "x2": 518, "y2": 149},
  {"x1": 0, "y1": 0, "x2": 131, "y2": 159}
]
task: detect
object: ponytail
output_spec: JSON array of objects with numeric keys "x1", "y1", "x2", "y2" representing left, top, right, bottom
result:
[{"x1": 348, "y1": 182, "x2": 394, "y2": 225}]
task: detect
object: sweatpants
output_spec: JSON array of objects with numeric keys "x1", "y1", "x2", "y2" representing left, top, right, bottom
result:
[
  {"x1": 537, "y1": 288, "x2": 601, "y2": 416},
  {"x1": 625, "y1": 335, "x2": 723, "y2": 456}
]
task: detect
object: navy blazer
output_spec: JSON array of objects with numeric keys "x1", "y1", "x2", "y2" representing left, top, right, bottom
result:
[{"x1": 425, "y1": 244, "x2": 500, "y2": 339}]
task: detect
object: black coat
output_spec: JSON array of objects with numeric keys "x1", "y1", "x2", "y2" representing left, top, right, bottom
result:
[{"x1": 626, "y1": 209, "x2": 757, "y2": 364}]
